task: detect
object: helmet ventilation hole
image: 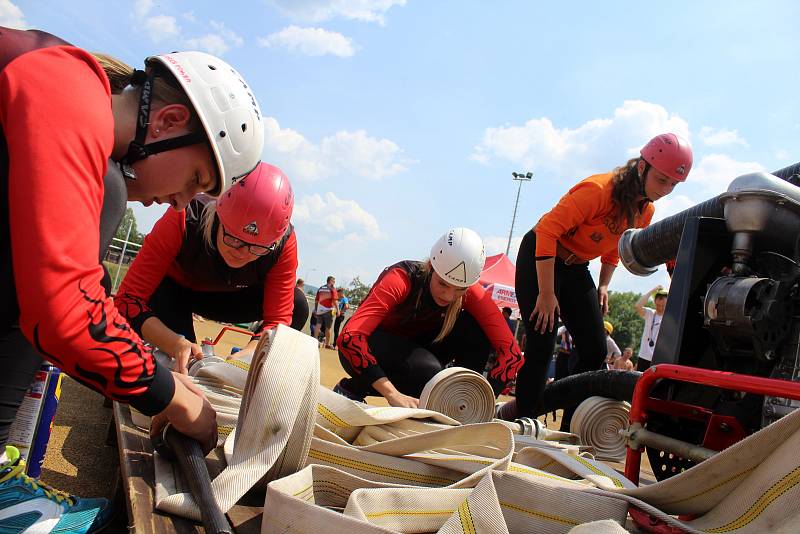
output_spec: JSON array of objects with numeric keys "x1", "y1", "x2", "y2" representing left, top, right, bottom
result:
[
  {"x1": 241, "y1": 123, "x2": 247, "y2": 132},
  {"x1": 208, "y1": 64, "x2": 217, "y2": 70},
  {"x1": 219, "y1": 131, "x2": 227, "y2": 138}
]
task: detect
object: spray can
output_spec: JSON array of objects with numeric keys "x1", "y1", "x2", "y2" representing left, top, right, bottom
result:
[{"x1": 7, "y1": 363, "x2": 63, "y2": 477}]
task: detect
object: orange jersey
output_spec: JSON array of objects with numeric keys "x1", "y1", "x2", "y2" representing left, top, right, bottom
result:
[{"x1": 534, "y1": 172, "x2": 654, "y2": 266}]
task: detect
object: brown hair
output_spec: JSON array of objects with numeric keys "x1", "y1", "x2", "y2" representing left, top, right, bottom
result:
[
  {"x1": 90, "y1": 52, "x2": 201, "y2": 131},
  {"x1": 418, "y1": 261, "x2": 463, "y2": 343},
  {"x1": 609, "y1": 157, "x2": 650, "y2": 230}
]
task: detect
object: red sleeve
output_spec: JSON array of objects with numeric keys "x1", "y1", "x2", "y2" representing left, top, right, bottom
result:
[
  {"x1": 2, "y1": 46, "x2": 173, "y2": 415},
  {"x1": 462, "y1": 285, "x2": 525, "y2": 389},
  {"x1": 337, "y1": 267, "x2": 411, "y2": 384},
  {"x1": 115, "y1": 208, "x2": 187, "y2": 334},
  {"x1": 256, "y1": 230, "x2": 298, "y2": 333},
  {"x1": 535, "y1": 179, "x2": 605, "y2": 257}
]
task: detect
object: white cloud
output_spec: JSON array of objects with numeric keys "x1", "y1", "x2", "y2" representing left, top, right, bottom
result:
[
  {"x1": 133, "y1": 0, "x2": 152, "y2": 19},
  {"x1": 0, "y1": 0, "x2": 27, "y2": 28},
  {"x1": 263, "y1": 117, "x2": 413, "y2": 182},
  {"x1": 183, "y1": 22, "x2": 243, "y2": 56},
  {"x1": 132, "y1": 6, "x2": 241, "y2": 56},
  {"x1": 293, "y1": 192, "x2": 385, "y2": 243},
  {"x1": 699, "y1": 126, "x2": 749, "y2": 147},
  {"x1": 185, "y1": 33, "x2": 230, "y2": 56},
  {"x1": 321, "y1": 131, "x2": 410, "y2": 178},
  {"x1": 472, "y1": 100, "x2": 690, "y2": 182},
  {"x1": 143, "y1": 14, "x2": 180, "y2": 43},
  {"x1": 649, "y1": 193, "x2": 696, "y2": 223},
  {"x1": 258, "y1": 26, "x2": 355, "y2": 57},
  {"x1": 268, "y1": 0, "x2": 406, "y2": 25},
  {"x1": 690, "y1": 153, "x2": 764, "y2": 197}
]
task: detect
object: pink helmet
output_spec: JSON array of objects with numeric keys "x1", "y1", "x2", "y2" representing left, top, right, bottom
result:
[
  {"x1": 216, "y1": 162, "x2": 294, "y2": 247},
  {"x1": 640, "y1": 133, "x2": 693, "y2": 182}
]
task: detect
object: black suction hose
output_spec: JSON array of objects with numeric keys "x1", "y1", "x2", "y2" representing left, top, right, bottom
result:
[
  {"x1": 627, "y1": 162, "x2": 800, "y2": 270},
  {"x1": 497, "y1": 370, "x2": 641, "y2": 421}
]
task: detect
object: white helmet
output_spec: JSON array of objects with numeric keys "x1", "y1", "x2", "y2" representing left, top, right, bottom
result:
[
  {"x1": 145, "y1": 51, "x2": 264, "y2": 195},
  {"x1": 430, "y1": 228, "x2": 486, "y2": 288}
]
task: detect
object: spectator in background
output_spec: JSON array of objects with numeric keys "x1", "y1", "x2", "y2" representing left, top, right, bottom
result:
[
  {"x1": 292, "y1": 279, "x2": 309, "y2": 331},
  {"x1": 635, "y1": 285, "x2": 668, "y2": 371},
  {"x1": 313, "y1": 276, "x2": 339, "y2": 349},
  {"x1": 614, "y1": 347, "x2": 635, "y2": 371},
  {"x1": 333, "y1": 287, "x2": 349, "y2": 349},
  {"x1": 502, "y1": 306, "x2": 515, "y2": 333},
  {"x1": 554, "y1": 324, "x2": 574, "y2": 382},
  {"x1": 603, "y1": 321, "x2": 621, "y2": 369}
]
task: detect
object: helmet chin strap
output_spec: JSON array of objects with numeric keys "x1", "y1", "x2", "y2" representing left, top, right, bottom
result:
[
  {"x1": 118, "y1": 68, "x2": 206, "y2": 180},
  {"x1": 639, "y1": 162, "x2": 655, "y2": 202}
]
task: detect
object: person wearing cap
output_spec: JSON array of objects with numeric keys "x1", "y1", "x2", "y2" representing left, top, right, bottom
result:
[
  {"x1": 0, "y1": 26, "x2": 263, "y2": 531},
  {"x1": 513, "y1": 133, "x2": 692, "y2": 421},
  {"x1": 603, "y1": 321, "x2": 622, "y2": 370},
  {"x1": 115, "y1": 163, "x2": 300, "y2": 374},
  {"x1": 335, "y1": 228, "x2": 524, "y2": 408},
  {"x1": 634, "y1": 285, "x2": 669, "y2": 371}
]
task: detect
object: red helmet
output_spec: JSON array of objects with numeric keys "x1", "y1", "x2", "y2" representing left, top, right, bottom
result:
[
  {"x1": 640, "y1": 133, "x2": 693, "y2": 182},
  {"x1": 216, "y1": 162, "x2": 294, "y2": 247}
]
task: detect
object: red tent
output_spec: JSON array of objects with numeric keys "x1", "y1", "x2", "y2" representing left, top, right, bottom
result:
[
  {"x1": 479, "y1": 253, "x2": 516, "y2": 287},
  {"x1": 479, "y1": 253, "x2": 519, "y2": 315}
]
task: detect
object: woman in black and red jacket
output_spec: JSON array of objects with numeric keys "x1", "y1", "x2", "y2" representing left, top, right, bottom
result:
[
  {"x1": 0, "y1": 27, "x2": 263, "y2": 528},
  {"x1": 115, "y1": 163, "x2": 303, "y2": 374},
  {"x1": 336, "y1": 228, "x2": 524, "y2": 408}
]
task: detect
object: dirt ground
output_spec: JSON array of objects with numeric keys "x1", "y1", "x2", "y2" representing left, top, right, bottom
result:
[{"x1": 40, "y1": 319, "x2": 642, "y2": 504}]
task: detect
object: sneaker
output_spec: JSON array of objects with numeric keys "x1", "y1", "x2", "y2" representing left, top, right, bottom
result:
[
  {"x1": 333, "y1": 380, "x2": 365, "y2": 403},
  {"x1": 0, "y1": 445, "x2": 114, "y2": 533}
]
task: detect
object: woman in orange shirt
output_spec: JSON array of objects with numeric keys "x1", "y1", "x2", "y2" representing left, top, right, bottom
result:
[{"x1": 513, "y1": 133, "x2": 692, "y2": 420}]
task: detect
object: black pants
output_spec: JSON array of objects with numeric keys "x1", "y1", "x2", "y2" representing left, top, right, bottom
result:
[
  {"x1": 333, "y1": 314, "x2": 346, "y2": 346},
  {"x1": 149, "y1": 277, "x2": 309, "y2": 342},
  {"x1": 338, "y1": 311, "x2": 496, "y2": 398},
  {"x1": 637, "y1": 358, "x2": 652, "y2": 372},
  {"x1": 0, "y1": 328, "x2": 43, "y2": 447},
  {"x1": 514, "y1": 230, "x2": 607, "y2": 418}
]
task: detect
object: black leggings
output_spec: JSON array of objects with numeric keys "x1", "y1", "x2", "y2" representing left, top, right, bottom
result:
[
  {"x1": 514, "y1": 230, "x2": 607, "y2": 417},
  {"x1": 338, "y1": 311, "x2": 495, "y2": 398},
  {"x1": 149, "y1": 277, "x2": 309, "y2": 342},
  {"x1": 0, "y1": 328, "x2": 43, "y2": 447},
  {"x1": 333, "y1": 314, "x2": 346, "y2": 345}
]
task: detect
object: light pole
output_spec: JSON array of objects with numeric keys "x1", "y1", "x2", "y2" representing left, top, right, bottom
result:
[{"x1": 506, "y1": 171, "x2": 533, "y2": 256}]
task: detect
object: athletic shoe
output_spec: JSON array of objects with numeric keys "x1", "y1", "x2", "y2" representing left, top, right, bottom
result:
[
  {"x1": 0, "y1": 445, "x2": 114, "y2": 533},
  {"x1": 333, "y1": 380, "x2": 365, "y2": 403}
]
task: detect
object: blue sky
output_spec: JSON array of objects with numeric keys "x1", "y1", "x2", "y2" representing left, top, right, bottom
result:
[{"x1": 7, "y1": 0, "x2": 800, "y2": 294}]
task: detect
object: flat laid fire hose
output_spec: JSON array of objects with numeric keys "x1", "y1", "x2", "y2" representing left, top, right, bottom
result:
[{"x1": 150, "y1": 327, "x2": 800, "y2": 532}]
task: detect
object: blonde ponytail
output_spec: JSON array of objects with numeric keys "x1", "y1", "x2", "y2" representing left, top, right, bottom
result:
[{"x1": 418, "y1": 261, "x2": 464, "y2": 343}]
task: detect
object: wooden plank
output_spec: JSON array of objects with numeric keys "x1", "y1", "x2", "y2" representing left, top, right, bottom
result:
[{"x1": 113, "y1": 402, "x2": 263, "y2": 533}]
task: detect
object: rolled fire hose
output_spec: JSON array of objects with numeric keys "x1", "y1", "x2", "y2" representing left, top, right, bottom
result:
[
  {"x1": 418, "y1": 367, "x2": 496, "y2": 424},
  {"x1": 569, "y1": 396, "x2": 630, "y2": 461}
]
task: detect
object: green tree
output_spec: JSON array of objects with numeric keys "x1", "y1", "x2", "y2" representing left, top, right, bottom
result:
[
  {"x1": 606, "y1": 291, "x2": 645, "y2": 353},
  {"x1": 115, "y1": 208, "x2": 144, "y2": 245},
  {"x1": 347, "y1": 276, "x2": 372, "y2": 306}
]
